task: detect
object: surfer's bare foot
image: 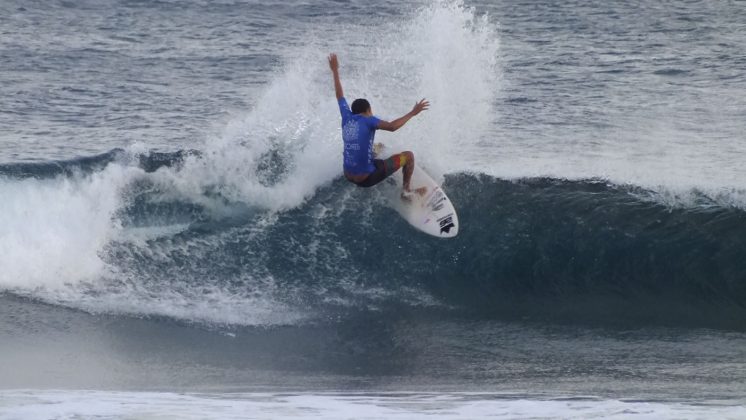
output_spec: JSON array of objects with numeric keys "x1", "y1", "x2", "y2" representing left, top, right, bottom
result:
[{"x1": 400, "y1": 186, "x2": 427, "y2": 202}]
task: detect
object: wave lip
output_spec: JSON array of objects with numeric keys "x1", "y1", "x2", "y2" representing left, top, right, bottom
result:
[{"x1": 0, "y1": 148, "x2": 200, "y2": 180}]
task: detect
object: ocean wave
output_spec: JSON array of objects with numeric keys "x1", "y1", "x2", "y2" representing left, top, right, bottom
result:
[
  {"x1": 0, "y1": 148, "x2": 197, "y2": 179},
  {"x1": 2, "y1": 150, "x2": 745, "y2": 329}
]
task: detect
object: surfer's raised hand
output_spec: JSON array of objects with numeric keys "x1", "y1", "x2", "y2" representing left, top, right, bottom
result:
[
  {"x1": 410, "y1": 98, "x2": 430, "y2": 116},
  {"x1": 328, "y1": 53, "x2": 339, "y2": 73},
  {"x1": 378, "y1": 98, "x2": 430, "y2": 132},
  {"x1": 328, "y1": 53, "x2": 344, "y2": 100}
]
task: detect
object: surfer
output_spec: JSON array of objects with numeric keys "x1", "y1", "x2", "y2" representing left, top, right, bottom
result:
[{"x1": 328, "y1": 53, "x2": 429, "y2": 197}]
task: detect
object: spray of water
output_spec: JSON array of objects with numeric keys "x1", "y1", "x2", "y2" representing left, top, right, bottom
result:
[{"x1": 0, "y1": 165, "x2": 138, "y2": 289}]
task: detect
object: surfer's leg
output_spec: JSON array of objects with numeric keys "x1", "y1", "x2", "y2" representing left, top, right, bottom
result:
[
  {"x1": 398, "y1": 151, "x2": 427, "y2": 198},
  {"x1": 398, "y1": 151, "x2": 413, "y2": 191}
]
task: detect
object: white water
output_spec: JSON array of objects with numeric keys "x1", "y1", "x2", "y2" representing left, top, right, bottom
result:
[
  {"x1": 1, "y1": 390, "x2": 744, "y2": 420},
  {"x1": 0, "y1": 165, "x2": 135, "y2": 290}
]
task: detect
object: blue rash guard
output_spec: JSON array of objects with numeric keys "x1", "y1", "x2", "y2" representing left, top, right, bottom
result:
[{"x1": 338, "y1": 97, "x2": 380, "y2": 175}]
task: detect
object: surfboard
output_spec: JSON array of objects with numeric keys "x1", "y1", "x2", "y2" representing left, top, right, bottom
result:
[{"x1": 376, "y1": 144, "x2": 459, "y2": 238}]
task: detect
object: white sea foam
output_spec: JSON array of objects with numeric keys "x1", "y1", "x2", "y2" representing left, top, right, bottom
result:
[
  {"x1": 1, "y1": 390, "x2": 743, "y2": 420},
  {"x1": 0, "y1": 164, "x2": 139, "y2": 290},
  {"x1": 0, "y1": 155, "x2": 307, "y2": 326}
]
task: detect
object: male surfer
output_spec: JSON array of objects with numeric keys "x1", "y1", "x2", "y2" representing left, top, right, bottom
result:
[{"x1": 328, "y1": 53, "x2": 429, "y2": 197}]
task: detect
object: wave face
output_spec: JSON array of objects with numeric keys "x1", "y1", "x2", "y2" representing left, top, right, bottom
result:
[{"x1": 2, "y1": 151, "x2": 745, "y2": 329}]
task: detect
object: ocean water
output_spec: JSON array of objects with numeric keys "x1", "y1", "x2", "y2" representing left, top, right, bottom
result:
[{"x1": 1, "y1": 0, "x2": 746, "y2": 418}]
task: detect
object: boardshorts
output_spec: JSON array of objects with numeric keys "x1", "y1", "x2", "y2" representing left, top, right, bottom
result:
[{"x1": 354, "y1": 154, "x2": 407, "y2": 188}]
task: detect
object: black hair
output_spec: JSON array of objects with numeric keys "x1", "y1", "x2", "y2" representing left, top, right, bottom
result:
[{"x1": 351, "y1": 98, "x2": 371, "y2": 115}]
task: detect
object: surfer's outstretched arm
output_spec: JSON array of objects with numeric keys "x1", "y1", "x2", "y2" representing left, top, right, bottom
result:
[
  {"x1": 328, "y1": 53, "x2": 344, "y2": 100},
  {"x1": 377, "y1": 99, "x2": 430, "y2": 132}
]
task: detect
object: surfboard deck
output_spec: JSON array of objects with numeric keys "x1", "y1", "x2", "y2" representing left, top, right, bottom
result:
[{"x1": 377, "y1": 145, "x2": 459, "y2": 238}]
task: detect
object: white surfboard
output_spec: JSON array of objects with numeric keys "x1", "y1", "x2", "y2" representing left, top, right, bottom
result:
[{"x1": 377, "y1": 145, "x2": 459, "y2": 238}]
